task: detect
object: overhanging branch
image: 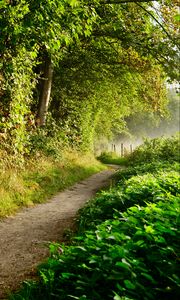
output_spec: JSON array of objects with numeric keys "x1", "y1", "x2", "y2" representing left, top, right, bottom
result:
[
  {"x1": 99, "y1": 0, "x2": 157, "y2": 4},
  {"x1": 136, "y1": 3, "x2": 172, "y2": 40}
]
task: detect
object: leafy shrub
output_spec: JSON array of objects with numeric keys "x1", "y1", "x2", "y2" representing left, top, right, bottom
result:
[
  {"x1": 77, "y1": 170, "x2": 180, "y2": 231},
  {"x1": 129, "y1": 135, "x2": 180, "y2": 164},
  {"x1": 29, "y1": 119, "x2": 68, "y2": 160},
  {"x1": 11, "y1": 196, "x2": 180, "y2": 300},
  {"x1": 97, "y1": 151, "x2": 128, "y2": 165},
  {"x1": 114, "y1": 161, "x2": 179, "y2": 183}
]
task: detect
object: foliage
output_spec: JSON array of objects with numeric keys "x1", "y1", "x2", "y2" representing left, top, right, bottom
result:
[
  {"x1": 114, "y1": 160, "x2": 180, "y2": 183},
  {"x1": 129, "y1": 134, "x2": 180, "y2": 164},
  {"x1": 0, "y1": 0, "x2": 179, "y2": 161},
  {"x1": 10, "y1": 173, "x2": 180, "y2": 300},
  {"x1": 97, "y1": 152, "x2": 128, "y2": 165},
  {"x1": 123, "y1": 88, "x2": 180, "y2": 140},
  {"x1": 29, "y1": 116, "x2": 68, "y2": 159},
  {"x1": 0, "y1": 48, "x2": 38, "y2": 162},
  {"x1": 78, "y1": 135, "x2": 180, "y2": 230},
  {"x1": 77, "y1": 169, "x2": 179, "y2": 231},
  {"x1": 10, "y1": 136, "x2": 180, "y2": 300},
  {"x1": 0, "y1": 0, "x2": 98, "y2": 158},
  {"x1": 51, "y1": 49, "x2": 169, "y2": 151}
]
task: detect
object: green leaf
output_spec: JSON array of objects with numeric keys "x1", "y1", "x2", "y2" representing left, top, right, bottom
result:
[
  {"x1": 174, "y1": 14, "x2": 180, "y2": 22},
  {"x1": 124, "y1": 280, "x2": 136, "y2": 290},
  {"x1": 61, "y1": 272, "x2": 73, "y2": 279},
  {"x1": 68, "y1": 0, "x2": 79, "y2": 7},
  {"x1": 141, "y1": 272, "x2": 156, "y2": 284},
  {"x1": 116, "y1": 262, "x2": 130, "y2": 271}
]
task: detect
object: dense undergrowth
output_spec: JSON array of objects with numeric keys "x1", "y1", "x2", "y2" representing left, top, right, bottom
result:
[
  {"x1": 128, "y1": 135, "x2": 180, "y2": 164},
  {"x1": 97, "y1": 152, "x2": 128, "y2": 166},
  {"x1": 0, "y1": 151, "x2": 105, "y2": 218},
  {"x1": 10, "y1": 135, "x2": 180, "y2": 300},
  {"x1": 0, "y1": 116, "x2": 106, "y2": 218}
]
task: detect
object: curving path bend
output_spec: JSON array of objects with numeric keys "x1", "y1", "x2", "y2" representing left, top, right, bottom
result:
[{"x1": 0, "y1": 168, "x2": 118, "y2": 299}]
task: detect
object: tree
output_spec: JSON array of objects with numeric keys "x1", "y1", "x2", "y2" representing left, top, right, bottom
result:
[{"x1": 0, "y1": 0, "x2": 179, "y2": 156}]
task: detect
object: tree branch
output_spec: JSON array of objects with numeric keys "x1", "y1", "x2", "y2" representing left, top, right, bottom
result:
[
  {"x1": 135, "y1": 3, "x2": 172, "y2": 40},
  {"x1": 99, "y1": 0, "x2": 156, "y2": 5}
]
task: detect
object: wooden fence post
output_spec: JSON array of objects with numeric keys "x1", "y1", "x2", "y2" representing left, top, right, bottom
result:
[
  {"x1": 121, "y1": 143, "x2": 124, "y2": 157},
  {"x1": 130, "y1": 144, "x2": 133, "y2": 154}
]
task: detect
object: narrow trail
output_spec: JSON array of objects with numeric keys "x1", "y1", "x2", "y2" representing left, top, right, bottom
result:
[{"x1": 0, "y1": 168, "x2": 118, "y2": 299}]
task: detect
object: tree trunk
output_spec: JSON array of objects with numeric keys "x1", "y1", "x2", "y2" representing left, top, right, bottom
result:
[{"x1": 37, "y1": 55, "x2": 53, "y2": 126}]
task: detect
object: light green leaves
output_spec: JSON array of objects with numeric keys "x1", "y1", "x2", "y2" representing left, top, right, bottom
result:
[
  {"x1": 174, "y1": 14, "x2": 180, "y2": 21},
  {"x1": 123, "y1": 280, "x2": 136, "y2": 290},
  {"x1": 68, "y1": 0, "x2": 80, "y2": 8}
]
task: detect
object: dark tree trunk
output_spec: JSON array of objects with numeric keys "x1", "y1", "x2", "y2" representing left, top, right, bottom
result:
[{"x1": 37, "y1": 55, "x2": 53, "y2": 126}]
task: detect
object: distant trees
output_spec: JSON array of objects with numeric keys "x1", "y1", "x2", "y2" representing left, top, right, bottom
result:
[{"x1": 0, "y1": 0, "x2": 179, "y2": 157}]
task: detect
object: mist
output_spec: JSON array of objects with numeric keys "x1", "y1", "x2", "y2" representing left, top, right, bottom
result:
[{"x1": 96, "y1": 87, "x2": 179, "y2": 155}]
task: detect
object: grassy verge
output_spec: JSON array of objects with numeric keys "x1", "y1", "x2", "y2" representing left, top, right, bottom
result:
[
  {"x1": 0, "y1": 151, "x2": 106, "y2": 218},
  {"x1": 97, "y1": 151, "x2": 129, "y2": 165}
]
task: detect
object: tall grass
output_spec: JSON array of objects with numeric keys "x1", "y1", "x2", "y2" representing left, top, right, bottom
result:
[
  {"x1": 97, "y1": 151, "x2": 129, "y2": 165},
  {"x1": 0, "y1": 151, "x2": 106, "y2": 218}
]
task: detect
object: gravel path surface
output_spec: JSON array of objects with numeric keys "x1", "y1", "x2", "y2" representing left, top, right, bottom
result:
[{"x1": 0, "y1": 168, "x2": 118, "y2": 299}]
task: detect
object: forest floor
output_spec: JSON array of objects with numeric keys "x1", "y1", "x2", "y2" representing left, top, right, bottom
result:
[{"x1": 0, "y1": 167, "x2": 119, "y2": 299}]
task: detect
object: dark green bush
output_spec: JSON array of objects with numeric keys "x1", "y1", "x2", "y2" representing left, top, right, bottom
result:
[
  {"x1": 129, "y1": 135, "x2": 180, "y2": 164},
  {"x1": 77, "y1": 170, "x2": 180, "y2": 231},
  {"x1": 11, "y1": 196, "x2": 180, "y2": 300},
  {"x1": 29, "y1": 119, "x2": 68, "y2": 159},
  {"x1": 114, "y1": 161, "x2": 179, "y2": 183}
]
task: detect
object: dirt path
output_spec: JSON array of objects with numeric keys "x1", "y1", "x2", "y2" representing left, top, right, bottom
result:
[{"x1": 0, "y1": 168, "x2": 118, "y2": 299}]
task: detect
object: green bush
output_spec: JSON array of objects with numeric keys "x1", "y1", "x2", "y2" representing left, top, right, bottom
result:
[
  {"x1": 114, "y1": 161, "x2": 179, "y2": 183},
  {"x1": 97, "y1": 152, "x2": 128, "y2": 165},
  {"x1": 129, "y1": 135, "x2": 180, "y2": 164},
  {"x1": 11, "y1": 196, "x2": 180, "y2": 300},
  {"x1": 29, "y1": 119, "x2": 68, "y2": 159},
  {"x1": 77, "y1": 170, "x2": 180, "y2": 231}
]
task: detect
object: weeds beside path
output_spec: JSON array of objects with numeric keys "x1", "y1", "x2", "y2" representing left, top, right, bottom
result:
[{"x1": 0, "y1": 167, "x2": 118, "y2": 299}]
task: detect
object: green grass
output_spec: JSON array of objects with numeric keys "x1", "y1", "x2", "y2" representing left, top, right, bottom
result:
[
  {"x1": 97, "y1": 151, "x2": 129, "y2": 165},
  {"x1": 0, "y1": 151, "x2": 106, "y2": 218}
]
